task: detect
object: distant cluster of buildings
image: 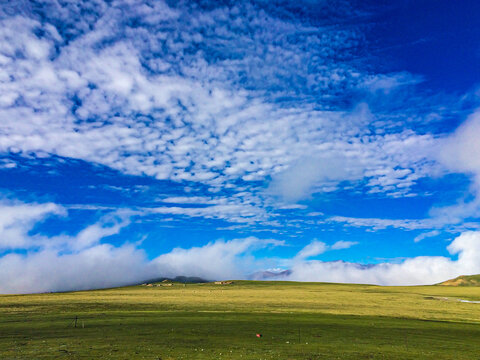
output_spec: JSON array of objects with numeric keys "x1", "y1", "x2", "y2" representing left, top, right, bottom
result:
[{"x1": 141, "y1": 280, "x2": 234, "y2": 287}]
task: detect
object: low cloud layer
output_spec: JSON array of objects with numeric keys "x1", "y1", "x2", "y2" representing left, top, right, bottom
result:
[
  {"x1": 281, "y1": 232, "x2": 480, "y2": 286},
  {"x1": 1, "y1": 200, "x2": 480, "y2": 293},
  {"x1": 0, "y1": 201, "x2": 153, "y2": 293},
  {"x1": 153, "y1": 237, "x2": 282, "y2": 281},
  {"x1": 0, "y1": 244, "x2": 155, "y2": 294},
  {"x1": 0, "y1": 201, "x2": 278, "y2": 293}
]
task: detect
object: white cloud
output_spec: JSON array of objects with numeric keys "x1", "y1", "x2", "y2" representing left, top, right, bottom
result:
[
  {"x1": 0, "y1": 0, "x2": 441, "y2": 214},
  {"x1": 327, "y1": 214, "x2": 480, "y2": 235},
  {"x1": 66, "y1": 211, "x2": 132, "y2": 251},
  {"x1": 147, "y1": 231, "x2": 480, "y2": 287},
  {"x1": 330, "y1": 240, "x2": 358, "y2": 250},
  {"x1": 414, "y1": 230, "x2": 441, "y2": 243},
  {"x1": 0, "y1": 244, "x2": 155, "y2": 294},
  {"x1": 269, "y1": 155, "x2": 357, "y2": 202},
  {"x1": 295, "y1": 240, "x2": 328, "y2": 260},
  {"x1": 2, "y1": 199, "x2": 480, "y2": 292},
  {"x1": 146, "y1": 203, "x2": 268, "y2": 224},
  {"x1": 280, "y1": 231, "x2": 480, "y2": 285},
  {"x1": 328, "y1": 215, "x2": 437, "y2": 231},
  {"x1": 439, "y1": 109, "x2": 480, "y2": 183},
  {"x1": 294, "y1": 239, "x2": 357, "y2": 261},
  {"x1": 153, "y1": 237, "x2": 282, "y2": 281},
  {"x1": 160, "y1": 196, "x2": 217, "y2": 205},
  {"x1": 361, "y1": 72, "x2": 423, "y2": 95},
  {"x1": 0, "y1": 201, "x2": 154, "y2": 293},
  {"x1": 0, "y1": 199, "x2": 133, "y2": 252},
  {"x1": 2, "y1": 1, "x2": 479, "y2": 293},
  {"x1": 0, "y1": 202, "x2": 282, "y2": 293},
  {"x1": 0, "y1": 199, "x2": 283, "y2": 293},
  {"x1": 431, "y1": 109, "x2": 480, "y2": 224},
  {"x1": 0, "y1": 201, "x2": 65, "y2": 249}
]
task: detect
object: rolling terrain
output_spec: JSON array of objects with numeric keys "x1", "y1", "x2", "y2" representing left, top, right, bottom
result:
[
  {"x1": 438, "y1": 274, "x2": 480, "y2": 286},
  {"x1": 2, "y1": 280, "x2": 480, "y2": 359}
]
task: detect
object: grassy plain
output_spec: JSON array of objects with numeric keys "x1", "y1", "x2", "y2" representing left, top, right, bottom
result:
[{"x1": 1, "y1": 281, "x2": 480, "y2": 359}]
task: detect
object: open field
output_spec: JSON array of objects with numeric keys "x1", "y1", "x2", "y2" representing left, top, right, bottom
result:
[{"x1": 2, "y1": 281, "x2": 480, "y2": 359}]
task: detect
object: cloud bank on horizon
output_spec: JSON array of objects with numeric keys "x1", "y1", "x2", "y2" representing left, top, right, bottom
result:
[
  {"x1": 2, "y1": 200, "x2": 480, "y2": 294},
  {"x1": 1, "y1": 0, "x2": 480, "y2": 293}
]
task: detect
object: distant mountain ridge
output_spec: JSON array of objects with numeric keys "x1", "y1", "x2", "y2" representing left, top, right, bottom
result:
[
  {"x1": 250, "y1": 270, "x2": 292, "y2": 280},
  {"x1": 438, "y1": 275, "x2": 480, "y2": 286},
  {"x1": 142, "y1": 276, "x2": 210, "y2": 284}
]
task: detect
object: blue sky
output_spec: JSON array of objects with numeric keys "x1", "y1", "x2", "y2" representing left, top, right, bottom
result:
[{"x1": 1, "y1": 0, "x2": 480, "y2": 293}]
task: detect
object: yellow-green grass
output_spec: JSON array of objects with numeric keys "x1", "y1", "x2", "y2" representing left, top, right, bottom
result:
[
  {"x1": 439, "y1": 274, "x2": 480, "y2": 286},
  {"x1": 2, "y1": 281, "x2": 480, "y2": 359}
]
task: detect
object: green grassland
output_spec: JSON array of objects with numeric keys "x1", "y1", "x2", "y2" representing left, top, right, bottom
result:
[{"x1": 2, "y1": 280, "x2": 480, "y2": 359}]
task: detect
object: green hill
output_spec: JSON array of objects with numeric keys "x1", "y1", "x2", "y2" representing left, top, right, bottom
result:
[{"x1": 439, "y1": 274, "x2": 480, "y2": 286}]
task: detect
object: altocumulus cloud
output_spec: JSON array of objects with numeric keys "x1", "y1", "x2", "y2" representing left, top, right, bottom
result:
[
  {"x1": 0, "y1": 0, "x2": 438, "y2": 197},
  {"x1": 1, "y1": 0, "x2": 480, "y2": 293}
]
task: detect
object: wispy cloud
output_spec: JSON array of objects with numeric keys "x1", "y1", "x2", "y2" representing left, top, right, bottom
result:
[
  {"x1": 1, "y1": 0, "x2": 480, "y2": 292},
  {"x1": 414, "y1": 230, "x2": 441, "y2": 243},
  {"x1": 0, "y1": 200, "x2": 65, "y2": 249},
  {"x1": 328, "y1": 216, "x2": 437, "y2": 231},
  {"x1": 294, "y1": 239, "x2": 357, "y2": 261}
]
